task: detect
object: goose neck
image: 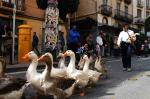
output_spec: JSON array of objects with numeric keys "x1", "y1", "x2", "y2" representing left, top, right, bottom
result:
[
  {"x1": 68, "y1": 54, "x2": 76, "y2": 70},
  {"x1": 83, "y1": 59, "x2": 90, "y2": 71}
]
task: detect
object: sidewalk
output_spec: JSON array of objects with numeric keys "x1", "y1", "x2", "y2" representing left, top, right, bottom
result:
[{"x1": 6, "y1": 61, "x2": 59, "y2": 73}]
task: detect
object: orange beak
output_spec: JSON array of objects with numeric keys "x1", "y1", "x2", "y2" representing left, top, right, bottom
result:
[
  {"x1": 22, "y1": 54, "x2": 29, "y2": 60},
  {"x1": 63, "y1": 52, "x2": 68, "y2": 57},
  {"x1": 38, "y1": 55, "x2": 45, "y2": 62}
]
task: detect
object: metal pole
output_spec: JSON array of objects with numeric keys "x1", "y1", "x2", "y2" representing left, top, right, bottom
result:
[{"x1": 12, "y1": 2, "x2": 16, "y2": 64}]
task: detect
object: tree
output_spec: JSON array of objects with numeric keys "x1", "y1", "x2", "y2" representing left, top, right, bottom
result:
[
  {"x1": 36, "y1": 0, "x2": 80, "y2": 21},
  {"x1": 145, "y1": 16, "x2": 150, "y2": 34}
]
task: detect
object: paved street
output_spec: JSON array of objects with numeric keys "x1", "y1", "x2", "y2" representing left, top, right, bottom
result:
[{"x1": 6, "y1": 56, "x2": 150, "y2": 99}]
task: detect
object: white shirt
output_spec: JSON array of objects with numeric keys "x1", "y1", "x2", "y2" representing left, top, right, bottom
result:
[
  {"x1": 96, "y1": 36, "x2": 103, "y2": 46},
  {"x1": 117, "y1": 30, "x2": 134, "y2": 46}
]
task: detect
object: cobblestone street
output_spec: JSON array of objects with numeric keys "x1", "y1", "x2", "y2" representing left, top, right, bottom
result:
[
  {"x1": 6, "y1": 56, "x2": 150, "y2": 99},
  {"x1": 69, "y1": 56, "x2": 150, "y2": 99}
]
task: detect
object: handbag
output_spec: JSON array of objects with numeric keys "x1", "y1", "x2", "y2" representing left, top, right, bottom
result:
[{"x1": 127, "y1": 32, "x2": 136, "y2": 46}]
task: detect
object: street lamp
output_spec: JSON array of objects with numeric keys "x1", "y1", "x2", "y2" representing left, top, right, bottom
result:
[{"x1": 12, "y1": 0, "x2": 16, "y2": 64}]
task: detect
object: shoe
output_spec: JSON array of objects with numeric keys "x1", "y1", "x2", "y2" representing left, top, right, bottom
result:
[
  {"x1": 123, "y1": 68, "x2": 127, "y2": 71},
  {"x1": 127, "y1": 68, "x2": 132, "y2": 72}
]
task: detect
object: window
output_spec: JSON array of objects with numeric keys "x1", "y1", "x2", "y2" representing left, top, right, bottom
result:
[
  {"x1": 146, "y1": 0, "x2": 150, "y2": 8},
  {"x1": 2, "y1": 0, "x2": 9, "y2": 2},
  {"x1": 103, "y1": 0, "x2": 108, "y2": 5},
  {"x1": 137, "y1": 9, "x2": 142, "y2": 18},
  {"x1": 137, "y1": 0, "x2": 142, "y2": 4},
  {"x1": 17, "y1": 0, "x2": 23, "y2": 10},
  {"x1": 116, "y1": 2, "x2": 121, "y2": 15},
  {"x1": 117, "y1": 2, "x2": 120, "y2": 10},
  {"x1": 2, "y1": 0, "x2": 13, "y2": 4},
  {"x1": 125, "y1": 5, "x2": 128, "y2": 17},
  {"x1": 146, "y1": 11, "x2": 150, "y2": 17}
]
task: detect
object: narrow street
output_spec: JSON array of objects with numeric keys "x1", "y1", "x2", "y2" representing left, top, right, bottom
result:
[
  {"x1": 6, "y1": 56, "x2": 150, "y2": 99},
  {"x1": 70, "y1": 56, "x2": 150, "y2": 99}
]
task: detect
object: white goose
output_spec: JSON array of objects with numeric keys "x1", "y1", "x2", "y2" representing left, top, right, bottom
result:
[
  {"x1": 63, "y1": 50, "x2": 90, "y2": 96},
  {"x1": 78, "y1": 56, "x2": 85, "y2": 70},
  {"x1": 82, "y1": 54, "x2": 102, "y2": 85},
  {"x1": 38, "y1": 52, "x2": 77, "y2": 98},
  {"x1": 57, "y1": 53, "x2": 66, "y2": 69},
  {"x1": 94, "y1": 57, "x2": 107, "y2": 76},
  {"x1": 23, "y1": 51, "x2": 68, "y2": 99}
]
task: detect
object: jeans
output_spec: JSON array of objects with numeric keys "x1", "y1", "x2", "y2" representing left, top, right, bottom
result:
[{"x1": 121, "y1": 42, "x2": 132, "y2": 68}]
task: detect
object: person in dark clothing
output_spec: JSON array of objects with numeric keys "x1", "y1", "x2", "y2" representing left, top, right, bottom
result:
[
  {"x1": 32, "y1": 32, "x2": 40, "y2": 55},
  {"x1": 143, "y1": 40, "x2": 149, "y2": 57},
  {"x1": 109, "y1": 37, "x2": 114, "y2": 56},
  {"x1": 58, "y1": 31, "x2": 65, "y2": 51},
  {"x1": 5, "y1": 32, "x2": 12, "y2": 64},
  {"x1": 68, "y1": 25, "x2": 80, "y2": 53}
]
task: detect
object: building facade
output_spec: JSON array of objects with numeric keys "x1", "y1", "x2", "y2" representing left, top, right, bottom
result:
[
  {"x1": 132, "y1": 0, "x2": 150, "y2": 34},
  {"x1": 72, "y1": 0, "x2": 134, "y2": 37},
  {"x1": 0, "y1": 0, "x2": 44, "y2": 47}
]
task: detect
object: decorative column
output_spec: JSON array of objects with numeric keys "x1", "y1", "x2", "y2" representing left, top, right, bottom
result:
[{"x1": 44, "y1": 0, "x2": 59, "y2": 50}]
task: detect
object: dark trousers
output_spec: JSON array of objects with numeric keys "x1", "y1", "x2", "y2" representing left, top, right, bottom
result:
[
  {"x1": 0, "y1": 38, "x2": 2, "y2": 56},
  {"x1": 121, "y1": 42, "x2": 132, "y2": 68}
]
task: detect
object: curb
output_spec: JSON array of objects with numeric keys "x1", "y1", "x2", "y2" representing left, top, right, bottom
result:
[{"x1": 6, "y1": 62, "x2": 58, "y2": 73}]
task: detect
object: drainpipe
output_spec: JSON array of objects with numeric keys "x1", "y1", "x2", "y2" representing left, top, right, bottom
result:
[{"x1": 12, "y1": 1, "x2": 16, "y2": 64}]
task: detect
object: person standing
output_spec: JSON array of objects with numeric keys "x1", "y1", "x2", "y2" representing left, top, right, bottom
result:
[
  {"x1": 32, "y1": 32, "x2": 40, "y2": 55},
  {"x1": 68, "y1": 25, "x2": 80, "y2": 53},
  {"x1": 96, "y1": 32, "x2": 103, "y2": 56},
  {"x1": 117, "y1": 24, "x2": 136, "y2": 72}
]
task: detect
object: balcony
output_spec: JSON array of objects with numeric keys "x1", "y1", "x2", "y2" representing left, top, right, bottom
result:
[
  {"x1": 114, "y1": 9, "x2": 133, "y2": 23},
  {"x1": 100, "y1": 4, "x2": 112, "y2": 16},
  {"x1": 146, "y1": 6, "x2": 150, "y2": 10},
  {"x1": 0, "y1": 0, "x2": 25, "y2": 14},
  {"x1": 137, "y1": 1, "x2": 143, "y2": 8},
  {"x1": 134, "y1": 17, "x2": 145, "y2": 26},
  {"x1": 124, "y1": 0, "x2": 131, "y2": 4}
]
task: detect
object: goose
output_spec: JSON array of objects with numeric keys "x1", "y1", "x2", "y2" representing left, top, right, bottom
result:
[
  {"x1": 38, "y1": 52, "x2": 77, "y2": 98},
  {"x1": 82, "y1": 54, "x2": 102, "y2": 85},
  {"x1": 77, "y1": 56, "x2": 85, "y2": 70},
  {"x1": 0, "y1": 82, "x2": 30, "y2": 99},
  {"x1": 23, "y1": 51, "x2": 76, "y2": 99},
  {"x1": 0, "y1": 57, "x2": 27, "y2": 99},
  {"x1": 94, "y1": 57, "x2": 107, "y2": 77},
  {"x1": 49, "y1": 53, "x2": 67, "y2": 78},
  {"x1": 63, "y1": 50, "x2": 90, "y2": 96},
  {"x1": 57, "y1": 52, "x2": 66, "y2": 69}
]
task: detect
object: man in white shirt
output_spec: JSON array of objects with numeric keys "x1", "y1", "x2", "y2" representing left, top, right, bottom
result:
[
  {"x1": 96, "y1": 32, "x2": 103, "y2": 56},
  {"x1": 117, "y1": 23, "x2": 136, "y2": 72}
]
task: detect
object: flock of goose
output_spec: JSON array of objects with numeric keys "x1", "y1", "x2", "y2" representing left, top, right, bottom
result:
[{"x1": 0, "y1": 50, "x2": 107, "y2": 99}]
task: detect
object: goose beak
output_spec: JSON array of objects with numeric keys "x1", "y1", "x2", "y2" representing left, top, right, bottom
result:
[
  {"x1": 22, "y1": 54, "x2": 29, "y2": 59},
  {"x1": 63, "y1": 52, "x2": 68, "y2": 57},
  {"x1": 38, "y1": 55, "x2": 45, "y2": 62}
]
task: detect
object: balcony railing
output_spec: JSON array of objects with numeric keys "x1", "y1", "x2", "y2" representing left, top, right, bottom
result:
[
  {"x1": 137, "y1": 1, "x2": 143, "y2": 8},
  {"x1": 124, "y1": 0, "x2": 131, "y2": 4},
  {"x1": 114, "y1": 9, "x2": 133, "y2": 23},
  {"x1": 100, "y1": 4, "x2": 112, "y2": 16},
  {"x1": 134, "y1": 17, "x2": 145, "y2": 25},
  {"x1": 0, "y1": 0, "x2": 25, "y2": 13},
  {"x1": 146, "y1": 6, "x2": 150, "y2": 10}
]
